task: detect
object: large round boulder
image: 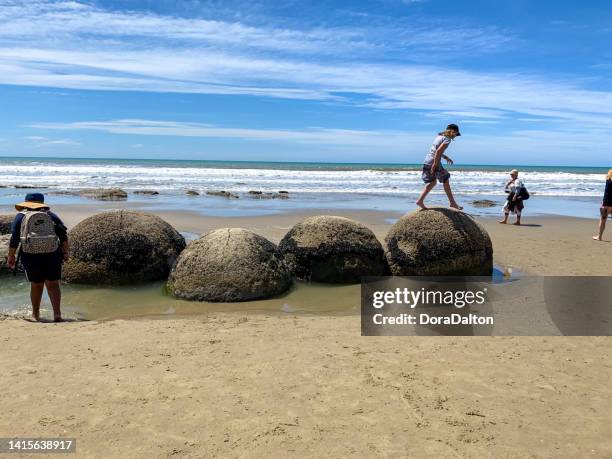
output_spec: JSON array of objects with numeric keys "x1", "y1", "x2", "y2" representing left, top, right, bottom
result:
[
  {"x1": 0, "y1": 214, "x2": 14, "y2": 234},
  {"x1": 63, "y1": 211, "x2": 185, "y2": 284},
  {"x1": 167, "y1": 228, "x2": 291, "y2": 302},
  {"x1": 278, "y1": 216, "x2": 388, "y2": 283},
  {"x1": 384, "y1": 207, "x2": 493, "y2": 276}
]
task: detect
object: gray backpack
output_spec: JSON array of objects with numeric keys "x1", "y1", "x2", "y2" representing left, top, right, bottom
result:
[{"x1": 19, "y1": 210, "x2": 59, "y2": 254}]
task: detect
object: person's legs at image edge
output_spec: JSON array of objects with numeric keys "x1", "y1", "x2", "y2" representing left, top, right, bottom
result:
[{"x1": 593, "y1": 207, "x2": 608, "y2": 240}]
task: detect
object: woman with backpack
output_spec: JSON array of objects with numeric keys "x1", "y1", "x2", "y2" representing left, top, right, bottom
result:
[
  {"x1": 499, "y1": 169, "x2": 528, "y2": 225},
  {"x1": 6, "y1": 193, "x2": 69, "y2": 322},
  {"x1": 592, "y1": 169, "x2": 612, "y2": 241}
]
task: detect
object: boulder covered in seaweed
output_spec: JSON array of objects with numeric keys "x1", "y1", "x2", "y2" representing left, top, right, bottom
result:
[
  {"x1": 63, "y1": 211, "x2": 185, "y2": 284},
  {"x1": 279, "y1": 215, "x2": 388, "y2": 283},
  {"x1": 384, "y1": 207, "x2": 493, "y2": 276}
]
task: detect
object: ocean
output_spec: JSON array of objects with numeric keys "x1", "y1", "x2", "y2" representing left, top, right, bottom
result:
[{"x1": 0, "y1": 157, "x2": 608, "y2": 218}]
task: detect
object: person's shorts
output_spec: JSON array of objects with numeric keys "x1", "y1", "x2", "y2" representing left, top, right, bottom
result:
[
  {"x1": 422, "y1": 164, "x2": 451, "y2": 184},
  {"x1": 20, "y1": 250, "x2": 63, "y2": 283}
]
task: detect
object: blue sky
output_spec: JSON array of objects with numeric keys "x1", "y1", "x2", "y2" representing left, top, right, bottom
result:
[{"x1": 0, "y1": 0, "x2": 611, "y2": 165}]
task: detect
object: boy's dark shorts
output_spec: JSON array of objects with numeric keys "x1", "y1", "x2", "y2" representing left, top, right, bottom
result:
[
  {"x1": 422, "y1": 164, "x2": 451, "y2": 184},
  {"x1": 21, "y1": 250, "x2": 63, "y2": 283}
]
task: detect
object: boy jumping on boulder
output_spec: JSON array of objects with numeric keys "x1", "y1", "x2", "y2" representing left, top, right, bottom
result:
[{"x1": 416, "y1": 123, "x2": 462, "y2": 210}]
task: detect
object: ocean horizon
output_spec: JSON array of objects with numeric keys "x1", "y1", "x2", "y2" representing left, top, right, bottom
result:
[{"x1": 0, "y1": 156, "x2": 609, "y2": 174}]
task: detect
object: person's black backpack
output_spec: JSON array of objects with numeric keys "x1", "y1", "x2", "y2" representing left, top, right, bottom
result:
[{"x1": 518, "y1": 187, "x2": 530, "y2": 200}]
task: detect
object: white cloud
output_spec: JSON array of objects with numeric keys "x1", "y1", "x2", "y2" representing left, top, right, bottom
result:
[
  {"x1": 0, "y1": 0, "x2": 506, "y2": 56},
  {"x1": 0, "y1": 0, "x2": 610, "y2": 140},
  {"x1": 29, "y1": 119, "x2": 432, "y2": 148},
  {"x1": 28, "y1": 118, "x2": 610, "y2": 164},
  {"x1": 25, "y1": 134, "x2": 80, "y2": 146}
]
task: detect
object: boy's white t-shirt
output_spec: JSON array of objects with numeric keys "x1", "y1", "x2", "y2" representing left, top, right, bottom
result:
[{"x1": 424, "y1": 135, "x2": 451, "y2": 165}]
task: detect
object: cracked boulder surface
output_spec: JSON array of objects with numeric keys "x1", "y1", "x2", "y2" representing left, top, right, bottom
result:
[
  {"x1": 63, "y1": 210, "x2": 186, "y2": 285},
  {"x1": 167, "y1": 228, "x2": 292, "y2": 302},
  {"x1": 278, "y1": 215, "x2": 389, "y2": 284},
  {"x1": 384, "y1": 207, "x2": 493, "y2": 276}
]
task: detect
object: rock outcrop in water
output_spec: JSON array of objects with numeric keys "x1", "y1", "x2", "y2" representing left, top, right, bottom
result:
[
  {"x1": 247, "y1": 191, "x2": 288, "y2": 199},
  {"x1": 384, "y1": 207, "x2": 493, "y2": 276},
  {"x1": 134, "y1": 190, "x2": 159, "y2": 196},
  {"x1": 471, "y1": 199, "x2": 498, "y2": 208},
  {"x1": 0, "y1": 214, "x2": 14, "y2": 234},
  {"x1": 279, "y1": 215, "x2": 388, "y2": 283},
  {"x1": 63, "y1": 211, "x2": 185, "y2": 284},
  {"x1": 168, "y1": 228, "x2": 291, "y2": 302},
  {"x1": 206, "y1": 190, "x2": 239, "y2": 199},
  {"x1": 79, "y1": 188, "x2": 128, "y2": 201}
]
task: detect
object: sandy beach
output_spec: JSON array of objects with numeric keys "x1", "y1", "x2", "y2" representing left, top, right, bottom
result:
[{"x1": 1, "y1": 203, "x2": 611, "y2": 458}]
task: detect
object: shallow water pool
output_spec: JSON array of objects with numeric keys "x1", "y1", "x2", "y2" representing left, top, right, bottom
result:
[{"x1": 0, "y1": 265, "x2": 520, "y2": 321}]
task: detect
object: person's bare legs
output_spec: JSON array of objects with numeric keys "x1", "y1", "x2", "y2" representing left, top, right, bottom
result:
[
  {"x1": 30, "y1": 282, "x2": 44, "y2": 321},
  {"x1": 45, "y1": 280, "x2": 62, "y2": 322},
  {"x1": 499, "y1": 212, "x2": 509, "y2": 224},
  {"x1": 416, "y1": 180, "x2": 437, "y2": 209},
  {"x1": 593, "y1": 214, "x2": 606, "y2": 241},
  {"x1": 442, "y1": 180, "x2": 462, "y2": 210},
  {"x1": 514, "y1": 209, "x2": 522, "y2": 226}
]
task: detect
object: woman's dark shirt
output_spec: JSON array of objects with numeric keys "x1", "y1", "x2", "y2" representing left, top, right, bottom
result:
[
  {"x1": 604, "y1": 179, "x2": 612, "y2": 207},
  {"x1": 9, "y1": 211, "x2": 68, "y2": 249}
]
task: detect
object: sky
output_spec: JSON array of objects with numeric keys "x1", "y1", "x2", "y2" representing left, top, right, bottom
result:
[{"x1": 0, "y1": 0, "x2": 611, "y2": 165}]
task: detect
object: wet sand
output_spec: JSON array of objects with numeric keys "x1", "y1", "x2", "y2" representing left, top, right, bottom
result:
[{"x1": 1, "y1": 204, "x2": 611, "y2": 457}]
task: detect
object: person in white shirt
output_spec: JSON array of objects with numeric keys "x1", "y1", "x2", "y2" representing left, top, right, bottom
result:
[
  {"x1": 499, "y1": 169, "x2": 525, "y2": 225},
  {"x1": 416, "y1": 123, "x2": 463, "y2": 210}
]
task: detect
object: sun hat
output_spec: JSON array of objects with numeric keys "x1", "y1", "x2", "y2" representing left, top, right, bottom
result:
[
  {"x1": 510, "y1": 169, "x2": 519, "y2": 176},
  {"x1": 15, "y1": 192, "x2": 50, "y2": 211},
  {"x1": 447, "y1": 123, "x2": 461, "y2": 136}
]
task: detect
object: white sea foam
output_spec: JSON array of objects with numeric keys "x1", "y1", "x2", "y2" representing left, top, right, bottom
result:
[{"x1": 0, "y1": 162, "x2": 607, "y2": 197}]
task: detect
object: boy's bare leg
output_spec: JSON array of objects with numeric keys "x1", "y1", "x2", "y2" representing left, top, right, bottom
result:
[
  {"x1": 442, "y1": 180, "x2": 462, "y2": 210},
  {"x1": 30, "y1": 282, "x2": 44, "y2": 321},
  {"x1": 499, "y1": 212, "x2": 509, "y2": 224},
  {"x1": 416, "y1": 181, "x2": 437, "y2": 209},
  {"x1": 45, "y1": 280, "x2": 62, "y2": 322}
]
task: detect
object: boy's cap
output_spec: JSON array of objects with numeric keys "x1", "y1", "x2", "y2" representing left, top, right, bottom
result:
[{"x1": 15, "y1": 192, "x2": 49, "y2": 211}]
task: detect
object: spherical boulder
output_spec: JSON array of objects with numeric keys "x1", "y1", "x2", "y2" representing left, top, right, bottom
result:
[
  {"x1": 278, "y1": 216, "x2": 388, "y2": 283},
  {"x1": 384, "y1": 207, "x2": 493, "y2": 276},
  {"x1": 0, "y1": 214, "x2": 14, "y2": 234},
  {"x1": 63, "y1": 211, "x2": 185, "y2": 284},
  {"x1": 167, "y1": 228, "x2": 291, "y2": 302}
]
